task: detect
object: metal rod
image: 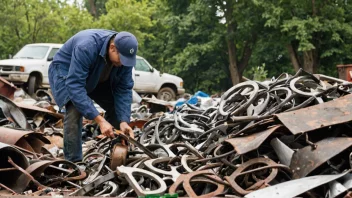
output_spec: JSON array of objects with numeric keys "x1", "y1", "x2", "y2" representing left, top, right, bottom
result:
[
  {"x1": 8, "y1": 157, "x2": 46, "y2": 189},
  {"x1": 66, "y1": 181, "x2": 82, "y2": 189},
  {"x1": 0, "y1": 167, "x2": 17, "y2": 172},
  {"x1": 0, "y1": 183, "x2": 16, "y2": 194},
  {"x1": 237, "y1": 164, "x2": 292, "y2": 176}
]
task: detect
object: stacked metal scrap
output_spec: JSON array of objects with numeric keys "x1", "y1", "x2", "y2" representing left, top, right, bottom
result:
[{"x1": 2, "y1": 70, "x2": 352, "y2": 197}]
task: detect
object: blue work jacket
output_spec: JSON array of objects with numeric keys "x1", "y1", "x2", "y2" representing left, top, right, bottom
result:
[{"x1": 48, "y1": 29, "x2": 134, "y2": 123}]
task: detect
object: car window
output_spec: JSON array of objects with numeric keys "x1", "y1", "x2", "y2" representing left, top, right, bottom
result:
[
  {"x1": 135, "y1": 59, "x2": 151, "y2": 72},
  {"x1": 13, "y1": 46, "x2": 49, "y2": 59},
  {"x1": 48, "y1": 48, "x2": 60, "y2": 60}
]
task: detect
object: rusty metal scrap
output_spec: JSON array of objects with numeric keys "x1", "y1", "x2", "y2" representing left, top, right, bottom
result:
[
  {"x1": 225, "y1": 125, "x2": 283, "y2": 154},
  {"x1": 0, "y1": 77, "x2": 17, "y2": 100},
  {"x1": 277, "y1": 93, "x2": 352, "y2": 134},
  {"x1": 290, "y1": 137, "x2": 352, "y2": 179},
  {"x1": 0, "y1": 70, "x2": 352, "y2": 197}
]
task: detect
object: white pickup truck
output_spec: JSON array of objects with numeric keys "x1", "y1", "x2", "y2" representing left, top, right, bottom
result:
[{"x1": 0, "y1": 43, "x2": 185, "y2": 100}]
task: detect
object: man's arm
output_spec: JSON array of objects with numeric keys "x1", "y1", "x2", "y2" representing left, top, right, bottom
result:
[
  {"x1": 113, "y1": 66, "x2": 134, "y2": 124},
  {"x1": 65, "y1": 45, "x2": 100, "y2": 120}
]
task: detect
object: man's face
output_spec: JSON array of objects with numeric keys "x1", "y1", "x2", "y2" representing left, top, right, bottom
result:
[{"x1": 109, "y1": 43, "x2": 122, "y2": 67}]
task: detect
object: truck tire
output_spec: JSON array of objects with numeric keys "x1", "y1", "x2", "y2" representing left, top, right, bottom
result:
[
  {"x1": 28, "y1": 76, "x2": 38, "y2": 97},
  {"x1": 157, "y1": 87, "x2": 176, "y2": 101}
]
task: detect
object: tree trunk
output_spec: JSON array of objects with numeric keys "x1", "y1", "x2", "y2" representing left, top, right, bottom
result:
[
  {"x1": 287, "y1": 43, "x2": 301, "y2": 72},
  {"x1": 225, "y1": 0, "x2": 241, "y2": 85},
  {"x1": 228, "y1": 41, "x2": 241, "y2": 85},
  {"x1": 89, "y1": 0, "x2": 97, "y2": 19},
  {"x1": 303, "y1": 50, "x2": 316, "y2": 73}
]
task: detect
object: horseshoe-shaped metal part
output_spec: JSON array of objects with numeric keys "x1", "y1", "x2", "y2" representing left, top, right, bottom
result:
[
  {"x1": 116, "y1": 166, "x2": 167, "y2": 196},
  {"x1": 144, "y1": 157, "x2": 181, "y2": 181}
]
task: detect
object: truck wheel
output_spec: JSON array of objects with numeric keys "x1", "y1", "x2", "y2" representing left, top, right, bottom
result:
[
  {"x1": 157, "y1": 87, "x2": 176, "y2": 101},
  {"x1": 28, "y1": 76, "x2": 38, "y2": 97}
]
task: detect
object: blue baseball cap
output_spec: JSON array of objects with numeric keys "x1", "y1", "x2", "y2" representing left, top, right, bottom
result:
[{"x1": 114, "y1": 31, "x2": 138, "y2": 67}]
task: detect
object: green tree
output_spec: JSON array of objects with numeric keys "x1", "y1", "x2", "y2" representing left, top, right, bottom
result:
[
  {"x1": 0, "y1": 0, "x2": 94, "y2": 58},
  {"x1": 97, "y1": 0, "x2": 154, "y2": 46},
  {"x1": 255, "y1": 0, "x2": 352, "y2": 74},
  {"x1": 83, "y1": 0, "x2": 108, "y2": 19}
]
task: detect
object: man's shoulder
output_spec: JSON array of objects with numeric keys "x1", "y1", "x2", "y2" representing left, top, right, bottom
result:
[
  {"x1": 72, "y1": 29, "x2": 116, "y2": 48},
  {"x1": 74, "y1": 29, "x2": 117, "y2": 40}
]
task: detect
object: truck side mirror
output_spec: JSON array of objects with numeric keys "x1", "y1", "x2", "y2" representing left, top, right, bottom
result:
[
  {"x1": 47, "y1": 57, "x2": 53, "y2": 61},
  {"x1": 150, "y1": 68, "x2": 154, "y2": 72}
]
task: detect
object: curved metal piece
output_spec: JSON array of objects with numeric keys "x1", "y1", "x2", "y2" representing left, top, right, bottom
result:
[
  {"x1": 118, "y1": 133, "x2": 157, "y2": 159},
  {"x1": 245, "y1": 171, "x2": 350, "y2": 198},
  {"x1": 94, "y1": 181, "x2": 119, "y2": 197},
  {"x1": 290, "y1": 137, "x2": 352, "y2": 179},
  {"x1": 83, "y1": 156, "x2": 107, "y2": 185},
  {"x1": 270, "y1": 138, "x2": 294, "y2": 166},
  {"x1": 290, "y1": 76, "x2": 326, "y2": 97},
  {"x1": 116, "y1": 166, "x2": 167, "y2": 196},
  {"x1": 218, "y1": 81, "x2": 259, "y2": 116},
  {"x1": 225, "y1": 125, "x2": 283, "y2": 155},
  {"x1": 174, "y1": 113, "x2": 204, "y2": 134},
  {"x1": 171, "y1": 142, "x2": 204, "y2": 159},
  {"x1": 225, "y1": 158, "x2": 278, "y2": 195},
  {"x1": 69, "y1": 172, "x2": 116, "y2": 196},
  {"x1": 0, "y1": 95, "x2": 30, "y2": 129},
  {"x1": 145, "y1": 144, "x2": 176, "y2": 158},
  {"x1": 0, "y1": 127, "x2": 50, "y2": 153},
  {"x1": 169, "y1": 169, "x2": 225, "y2": 198},
  {"x1": 0, "y1": 142, "x2": 29, "y2": 191},
  {"x1": 181, "y1": 155, "x2": 198, "y2": 173},
  {"x1": 328, "y1": 181, "x2": 347, "y2": 198},
  {"x1": 144, "y1": 157, "x2": 181, "y2": 181},
  {"x1": 110, "y1": 144, "x2": 128, "y2": 170}
]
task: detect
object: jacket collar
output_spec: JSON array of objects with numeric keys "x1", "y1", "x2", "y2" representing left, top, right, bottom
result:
[{"x1": 99, "y1": 34, "x2": 116, "y2": 58}]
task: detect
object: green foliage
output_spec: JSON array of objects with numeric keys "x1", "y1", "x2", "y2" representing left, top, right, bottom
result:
[
  {"x1": 97, "y1": 0, "x2": 154, "y2": 46},
  {"x1": 0, "y1": 0, "x2": 94, "y2": 59},
  {"x1": 247, "y1": 63, "x2": 268, "y2": 82},
  {"x1": 0, "y1": 0, "x2": 352, "y2": 94}
]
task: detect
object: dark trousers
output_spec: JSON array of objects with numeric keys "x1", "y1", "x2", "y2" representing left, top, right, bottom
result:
[{"x1": 63, "y1": 80, "x2": 119, "y2": 162}]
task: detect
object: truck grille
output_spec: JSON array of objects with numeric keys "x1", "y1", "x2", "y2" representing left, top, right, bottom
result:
[{"x1": 0, "y1": 66, "x2": 14, "y2": 71}]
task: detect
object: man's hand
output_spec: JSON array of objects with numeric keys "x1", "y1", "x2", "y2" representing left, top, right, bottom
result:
[
  {"x1": 94, "y1": 115, "x2": 114, "y2": 138},
  {"x1": 120, "y1": 122, "x2": 134, "y2": 139}
]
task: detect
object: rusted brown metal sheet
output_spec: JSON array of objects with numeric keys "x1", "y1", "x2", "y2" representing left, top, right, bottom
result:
[
  {"x1": 0, "y1": 127, "x2": 50, "y2": 152},
  {"x1": 276, "y1": 94, "x2": 352, "y2": 134},
  {"x1": 129, "y1": 119, "x2": 148, "y2": 129},
  {"x1": 0, "y1": 77, "x2": 17, "y2": 100},
  {"x1": 290, "y1": 137, "x2": 352, "y2": 179},
  {"x1": 110, "y1": 144, "x2": 128, "y2": 170},
  {"x1": 15, "y1": 102, "x2": 64, "y2": 119},
  {"x1": 225, "y1": 125, "x2": 283, "y2": 154},
  {"x1": 0, "y1": 142, "x2": 29, "y2": 190}
]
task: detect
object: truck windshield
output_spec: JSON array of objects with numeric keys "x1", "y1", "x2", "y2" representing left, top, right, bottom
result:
[{"x1": 13, "y1": 46, "x2": 49, "y2": 59}]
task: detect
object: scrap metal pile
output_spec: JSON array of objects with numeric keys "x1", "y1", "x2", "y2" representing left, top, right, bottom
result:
[{"x1": 1, "y1": 69, "x2": 352, "y2": 197}]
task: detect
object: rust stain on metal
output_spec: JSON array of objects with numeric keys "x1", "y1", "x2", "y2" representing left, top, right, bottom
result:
[
  {"x1": 0, "y1": 77, "x2": 17, "y2": 100},
  {"x1": 110, "y1": 144, "x2": 128, "y2": 170},
  {"x1": 169, "y1": 169, "x2": 225, "y2": 198},
  {"x1": 225, "y1": 158, "x2": 278, "y2": 195},
  {"x1": 15, "y1": 102, "x2": 64, "y2": 119},
  {"x1": 290, "y1": 137, "x2": 352, "y2": 179},
  {"x1": 0, "y1": 142, "x2": 29, "y2": 190},
  {"x1": 0, "y1": 127, "x2": 50, "y2": 152},
  {"x1": 225, "y1": 125, "x2": 283, "y2": 154},
  {"x1": 276, "y1": 94, "x2": 352, "y2": 134}
]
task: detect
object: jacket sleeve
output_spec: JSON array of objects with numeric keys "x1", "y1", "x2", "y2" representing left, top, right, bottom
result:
[
  {"x1": 65, "y1": 45, "x2": 99, "y2": 120},
  {"x1": 113, "y1": 66, "x2": 134, "y2": 123}
]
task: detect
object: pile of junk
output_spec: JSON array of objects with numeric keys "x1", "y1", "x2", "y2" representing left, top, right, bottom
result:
[{"x1": 1, "y1": 68, "x2": 352, "y2": 197}]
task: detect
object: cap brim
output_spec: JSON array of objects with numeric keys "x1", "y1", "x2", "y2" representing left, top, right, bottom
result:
[{"x1": 119, "y1": 53, "x2": 136, "y2": 67}]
